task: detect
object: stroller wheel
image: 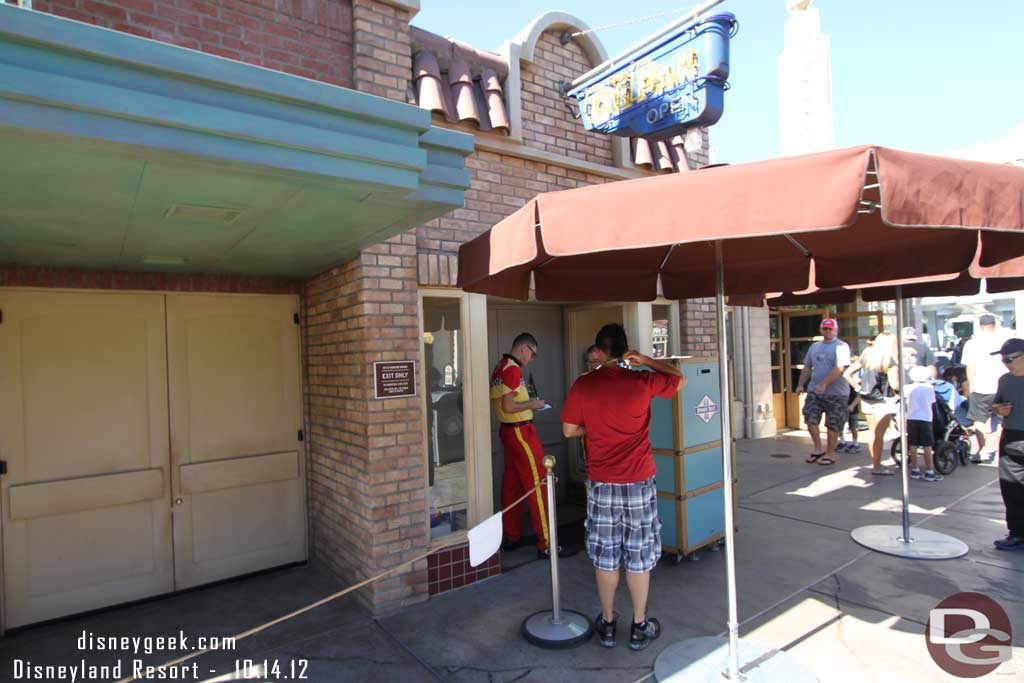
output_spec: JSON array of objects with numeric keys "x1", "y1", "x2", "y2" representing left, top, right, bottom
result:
[
  {"x1": 890, "y1": 439, "x2": 903, "y2": 468},
  {"x1": 956, "y1": 439, "x2": 971, "y2": 466},
  {"x1": 935, "y1": 442, "x2": 959, "y2": 475}
]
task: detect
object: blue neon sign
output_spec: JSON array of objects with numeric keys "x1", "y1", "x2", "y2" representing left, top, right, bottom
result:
[{"x1": 567, "y1": 13, "x2": 736, "y2": 141}]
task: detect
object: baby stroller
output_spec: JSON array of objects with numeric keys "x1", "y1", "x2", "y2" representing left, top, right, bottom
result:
[{"x1": 890, "y1": 394, "x2": 973, "y2": 475}]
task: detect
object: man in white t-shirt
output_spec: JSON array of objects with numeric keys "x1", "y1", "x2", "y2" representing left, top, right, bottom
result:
[{"x1": 961, "y1": 314, "x2": 1011, "y2": 459}]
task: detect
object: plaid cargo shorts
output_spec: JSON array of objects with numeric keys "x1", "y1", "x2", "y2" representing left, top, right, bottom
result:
[
  {"x1": 585, "y1": 477, "x2": 661, "y2": 573},
  {"x1": 802, "y1": 392, "x2": 848, "y2": 433}
]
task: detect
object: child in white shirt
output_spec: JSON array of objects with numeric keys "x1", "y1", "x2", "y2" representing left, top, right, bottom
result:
[{"x1": 906, "y1": 365, "x2": 941, "y2": 482}]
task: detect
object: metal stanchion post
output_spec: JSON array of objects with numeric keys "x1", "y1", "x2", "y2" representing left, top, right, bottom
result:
[
  {"x1": 521, "y1": 456, "x2": 592, "y2": 648},
  {"x1": 546, "y1": 455, "x2": 562, "y2": 623}
]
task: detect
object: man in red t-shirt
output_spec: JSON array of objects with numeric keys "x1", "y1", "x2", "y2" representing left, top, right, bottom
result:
[{"x1": 561, "y1": 323, "x2": 684, "y2": 651}]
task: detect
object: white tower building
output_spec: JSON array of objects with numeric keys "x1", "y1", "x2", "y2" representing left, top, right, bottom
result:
[{"x1": 778, "y1": 1, "x2": 834, "y2": 155}]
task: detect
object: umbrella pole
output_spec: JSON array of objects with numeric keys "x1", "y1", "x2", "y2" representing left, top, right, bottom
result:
[
  {"x1": 696, "y1": 240, "x2": 745, "y2": 679},
  {"x1": 714, "y1": 243, "x2": 741, "y2": 680},
  {"x1": 654, "y1": 241, "x2": 817, "y2": 682},
  {"x1": 849, "y1": 287, "x2": 968, "y2": 560},
  {"x1": 895, "y1": 288, "x2": 912, "y2": 541}
]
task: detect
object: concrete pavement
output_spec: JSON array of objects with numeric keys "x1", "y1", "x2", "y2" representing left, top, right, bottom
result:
[{"x1": 2, "y1": 432, "x2": 1021, "y2": 682}]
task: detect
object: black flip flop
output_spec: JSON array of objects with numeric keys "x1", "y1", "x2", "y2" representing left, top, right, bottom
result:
[
  {"x1": 817, "y1": 456, "x2": 837, "y2": 466},
  {"x1": 806, "y1": 452, "x2": 825, "y2": 463}
]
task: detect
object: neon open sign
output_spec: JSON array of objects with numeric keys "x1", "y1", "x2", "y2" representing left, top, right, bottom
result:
[{"x1": 568, "y1": 13, "x2": 736, "y2": 141}]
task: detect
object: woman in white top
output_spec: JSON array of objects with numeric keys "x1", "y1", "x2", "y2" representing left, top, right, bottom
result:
[{"x1": 844, "y1": 332, "x2": 900, "y2": 475}]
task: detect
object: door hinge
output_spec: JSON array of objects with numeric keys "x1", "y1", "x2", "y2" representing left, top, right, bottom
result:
[
  {"x1": 298, "y1": 429, "x2": 304, "y2": 442},
  {"x1": 293, "y1": 312, "x2": 300, "y2": 325}
]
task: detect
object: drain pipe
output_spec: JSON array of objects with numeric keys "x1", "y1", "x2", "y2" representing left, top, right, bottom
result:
[{"x1": 741, "y1": 308, "x2": 756, "y2": 439}]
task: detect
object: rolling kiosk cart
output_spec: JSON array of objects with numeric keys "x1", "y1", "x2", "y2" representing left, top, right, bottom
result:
[{"x1": 649, "y1": 357, "x2": 737, "y2": 564}]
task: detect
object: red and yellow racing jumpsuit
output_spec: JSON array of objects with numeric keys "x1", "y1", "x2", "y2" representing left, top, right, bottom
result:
[{"x1": 490, "y1": 355, "x2": 550, "y2": 550}]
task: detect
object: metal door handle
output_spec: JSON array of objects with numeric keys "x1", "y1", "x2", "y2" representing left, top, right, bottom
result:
[{"x1": 174, "y1": 498, "x2": 183, "y2": 506}]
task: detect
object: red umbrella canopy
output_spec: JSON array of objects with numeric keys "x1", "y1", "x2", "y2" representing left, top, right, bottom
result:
[
  {"x1": 760, "y1": 253, "x2": 1024, "y2": 305},
  {"x1": 975, "y1": 255, "x2": 1024, "y2": 294},
  {"x1": 457, "y1": 146, "x2": 1024, "y2": 301}
]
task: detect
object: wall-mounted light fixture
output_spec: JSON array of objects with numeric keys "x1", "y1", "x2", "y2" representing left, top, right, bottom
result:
[{"x1": 558, "y1": 81, "x2": 580, "y2": 119}]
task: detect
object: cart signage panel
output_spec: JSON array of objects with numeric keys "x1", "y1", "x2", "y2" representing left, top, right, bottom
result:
[
  {"x1": 567, "y1": 13, "x2": 736, "y2": 141},
  {"x1": 374, "y1": 361, "x2": 417, "y2": 399},
  {"x1": 695, "y1": 395, "x2": 719, "y2": 424}
]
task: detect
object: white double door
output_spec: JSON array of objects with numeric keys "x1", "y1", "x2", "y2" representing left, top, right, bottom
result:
[{"x1": 0, "y1": 291, "x2": 306, "y2": 628}]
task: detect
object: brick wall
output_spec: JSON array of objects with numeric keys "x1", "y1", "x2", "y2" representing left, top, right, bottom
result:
[
  {"x1": 33, "y1": 0, "x2": 354, "y2": 86},
  {"x1": 0, "y1": 265, "x2": 299, "y2": 293},
  {"x1": 687, "y1": 129, "x2": 712, "y2": 169},
  {"x1": 428, "y1": 543, "x2": 500, "y2": 595},
  {"x1": 520, "y1": 30, "x2": 614, "y2": 166},
  {"x1": 417, "y1": 150, "x2": 612, "y2": 286},
  {"x1": 303, "y1": 234, "x2": 430, "y2": 614},
  {"x1": 680, "y1": 297, "x2": 719, "y2": 356},
  {"x1": 351, "y1": 0, "x2": 411, "y2": 100}
]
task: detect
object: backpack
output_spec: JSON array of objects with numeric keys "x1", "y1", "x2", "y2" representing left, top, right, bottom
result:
[{"x1": 859, "y1": 367, "x2": 889, "y2": 401}]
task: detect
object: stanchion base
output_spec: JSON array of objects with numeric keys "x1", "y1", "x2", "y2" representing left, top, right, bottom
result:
[
  {"x1": 521, "y1": 610, "x2": 592, "y2": 649},
  {"x1": 850, "y1": 525, "x2": 968, "y2": 560},
  {"x1": 655, "y1": 636, "x2": 817, "y2": 682}
]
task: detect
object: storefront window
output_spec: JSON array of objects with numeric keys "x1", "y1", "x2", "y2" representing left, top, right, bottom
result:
[
  {"x1": 652, "y1": 304, "x2": 673, "y2": 357},
  {"x1": 422, "y1": 298, "x2": 467, "y2": 538}
]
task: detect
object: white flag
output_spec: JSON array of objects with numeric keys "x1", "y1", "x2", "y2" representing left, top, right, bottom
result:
[{"x1": 467, "y1": 512, "x2": 503, "y2": 567}]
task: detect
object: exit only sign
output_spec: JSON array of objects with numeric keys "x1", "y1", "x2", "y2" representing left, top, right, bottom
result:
[{"x1": 373, "y1": 361, "x2": 417, "y2": 399}]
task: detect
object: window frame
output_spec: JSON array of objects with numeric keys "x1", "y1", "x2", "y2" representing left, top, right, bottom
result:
[{"x1": 418, "y1": 288, "x2": 491, "y2": 547}]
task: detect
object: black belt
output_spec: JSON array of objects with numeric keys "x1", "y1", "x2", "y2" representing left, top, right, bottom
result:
[{"x1": 501, "y1": 420, "x2": 533, "y2": 427}]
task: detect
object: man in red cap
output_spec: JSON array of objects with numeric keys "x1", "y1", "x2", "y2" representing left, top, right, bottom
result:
[{"x1": 796, "y1": 318, "x2": 852, "y2": 466}]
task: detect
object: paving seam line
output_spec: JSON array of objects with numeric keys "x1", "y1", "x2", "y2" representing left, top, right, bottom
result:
[
  {"x1": 373, "y1": 617, "x2": 446, "y2": 682},
  {"x1": 738, "y1": 505, "x2": 854, "y2": 534},
  {"x1": 804, "y1": 586, "x2": 928, "y2": 628}
]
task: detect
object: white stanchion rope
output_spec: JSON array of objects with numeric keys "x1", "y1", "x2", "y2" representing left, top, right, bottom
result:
[{"x1": 114, "y1": 480, "x2": 549, "y2": 683}]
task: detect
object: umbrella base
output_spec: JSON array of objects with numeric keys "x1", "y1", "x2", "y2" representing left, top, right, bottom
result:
[
  {"x1": 654, "y1": 636, "x2": 818, "y2": 682},
  {"x1": 521, "y1": 610, "x2": 592, "y2": 649},
  {"x1": 851, "y1": 524, "x2": 968, "y2": 559}
]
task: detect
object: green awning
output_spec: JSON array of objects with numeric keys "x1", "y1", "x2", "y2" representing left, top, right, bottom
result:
[{"x1": 0, "y1": 5, "x2": 473, "y2": 277}]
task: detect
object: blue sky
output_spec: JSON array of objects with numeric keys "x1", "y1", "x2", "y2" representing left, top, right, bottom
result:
[{"x1": 413, "y1": 1, "x2": 1024, "y2": 164}]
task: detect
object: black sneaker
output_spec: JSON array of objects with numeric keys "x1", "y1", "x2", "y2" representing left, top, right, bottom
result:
[
  {"x1": 595, "y1": 614, "x2": 617, "y2": 648},
  {"x1": 993, "y1": 534, "x2": 1024, "y2": 551},
  {"x1": 537, "y1": 545, "x2": 568, "y2": 559},
  {"x1": 629, "y1": 617, "x2": 661, "y2": 651}
]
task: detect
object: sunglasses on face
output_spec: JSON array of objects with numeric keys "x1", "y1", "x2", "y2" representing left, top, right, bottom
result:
[
  {"x1": 527, "y1": 346, "x2": 538, "y2": 358},
  {"x1": 1002, "y1": 353, "x2": 1023, "y2": 364}
]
